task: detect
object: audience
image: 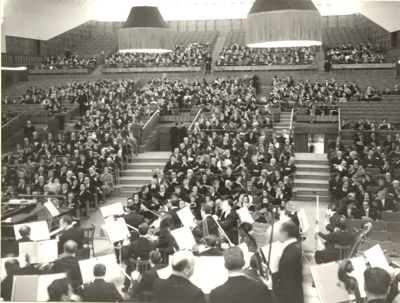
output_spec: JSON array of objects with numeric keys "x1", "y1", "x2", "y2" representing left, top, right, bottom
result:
[
  {"x1": 217, "y1": 44, "x2": 316, "y2": 66},
  {"x1": 105, "y1": 43, "x2": 211, "y2": 68},
  {"x1": 34, "y1": 54, "x2": 97, "y2": 71},
  {"x1": 326, "y1": 43, "x2": 385, "y2": 64}
]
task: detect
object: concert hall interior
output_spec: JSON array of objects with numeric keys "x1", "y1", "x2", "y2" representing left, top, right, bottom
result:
[{"x1": 1, "y1": 0, "x2": 400, "y2": 302}]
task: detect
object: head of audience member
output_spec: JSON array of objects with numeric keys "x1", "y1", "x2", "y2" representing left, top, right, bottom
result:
[
  {"x1": 63, "y1": 240, "x2": 78, "y2": 256},
  {"x1": 149, "y1": 250, "x2": 162, "y2": 267},
  {"x1": 279, "y1": 220, "x2": 299, "y2": 242},
  {"x1": 171, "y1": 250, "x2": 196, "y2": 279},
  {"x1": 223, "y1": 247, "x2": 245, "y2": 273},
  {"x1": 60, "y1": 215, "x2": 74, "y2": 230},
  {"x1": 47, "y1": 278, "x2": 73, "y2": 302},
  {"x1": 138, "y1": 223, "x2": 149, "y2": 237},
  {"x1": 93, "y1": 263, "x2": 107, "y2": 280},
  {"x1": 364, "y1": 267, "x2": 391, "y2": 301},
  {"x1": 19, "y1": 225, "x2": 31, "y2": 240}
]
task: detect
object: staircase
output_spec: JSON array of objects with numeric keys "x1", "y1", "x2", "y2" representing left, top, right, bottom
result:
[
  {"x1": 114, "y1": 151, "x2": 170, "y2": 196},
  {"x1": 273, "y1": 111, "x2": 291, "y2": 134},
  {"x1": 211, "y1": 35, "x2": 226, "y2": 71},
  {"x1": 293, "y1": 153, "x2": 330, "y2": 203}
]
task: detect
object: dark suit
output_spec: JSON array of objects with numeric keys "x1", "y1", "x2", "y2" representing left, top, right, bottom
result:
[
  {"x1": 82, "y1": 278, "x2": 123, "y2": 302},
  {"x1": 210, "y1": 275, "x2": 272, "y2": 303},
  {"x1": 168, "y1": 207, "x2": 182, "y2": 228},
  {"x1": 58, "y1": 226, "x2": 84, "y2": 253},
  {"x1": 220, "y1": 209, "x2": 239, "y2": 245},
  {"x1": 358, "y1": 207, "x2": 381, "y2": 220},
  {"x1": 130, "y1": 264, "x2": 166, "y2": 295},
  {"x1": 52, "y1": 255, "x2": 83, "y2": 289},
  {"x1": 315, "y1": 231, "x2": 354, "y2": 264},
  {"x1": 153, "y1": 274, "x2": 206, "y2": 303},
  {"x1": 375, "y1": 197, "x2": 396, "y2": 212},
  {"x1": 1, "y1": 275, "x2": 13, "y2": 301},
  {"x1": 199, "y1": 247, "x2": 223, "y2": 256},
  {"x1": 123, "y1": 212, "x2": 145, "y2": 229},
  {"x1": 275, "y1": 241, "x2": 303, "y2": 303}
]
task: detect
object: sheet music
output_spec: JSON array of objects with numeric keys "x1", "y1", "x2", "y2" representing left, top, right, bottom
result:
[
  {"x1": 260, "y1": 241, "x2": 285, "y2": 273},
  {"x1": 363, "y1": 244, "x2": 391, "y2": 271},
  {"x1": 190, "y1": 257, "x2": 228, "y2": 294},
  {"x1": 171, "y1": 227, "x2": 196, "y2": 250},
  {"x1": 297, "y1": 208, "x2": 310, "y2": 233},
  {"x1": 79, "y1": 254, "x2": 122, "y2": 284},
  {"x1": 237, "y1": 206, "x2": 255, "y2": 224},
  {"x1": 177, "y1": 207, "x2": 195, "y2": 228},
  {"x1": 19, "y1": 239, "x2": 58, "y2": 264},
  {"x1": 100, "y1": 203, "x2": 125, "y2": 218},
  {"x1": 11, "y1": 275, "x2": 39, "y2": 301},
  {"x1": 13, "y1": 221, "x2": 50, "y2": 241},
  {"x1": 44, "y1": 201, "x2": 60, "y2": 217},
  {"x1": 102, "y1": 218, "x2": 130, "y2": 243}
]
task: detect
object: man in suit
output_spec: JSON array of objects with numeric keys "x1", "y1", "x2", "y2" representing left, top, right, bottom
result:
[
  {"x1": 153, "y1": 250, "x2": 206, "y2": 303},
  {"x1": 198, "y1": 236, "x2": 223, "y2": 257},
  {"x1": 81, "y1": 263, "x2": 123, "y2": 302},
  {"x1": 209, "y1": 247, "x2": 273, "y2": 303},
  {"x1": 1, "y1": 259, "x2": 20, "y2": 301},
  {"x1": 52, "y1": 240, "x2": 83, "y2": 291},
  {"x1": 123, "y1": 203, "x2": 145, "y2": 229},
  {"x1": 18, "y1": 225, "x2": 32, "y2": 242},
  {"x1": 315, "y1": 218, "x2": 354, "y2": 264},
  {"x1": 364, "y1": 267, "x2": 391, "y2": 303},
  {"x1": 129, "y1": 250, "x2": 166, "y2": 297},
  {"x1": 200, "y1": 204, "x2": 219, "y2": 237},
  {"x1": 47, "y1": 278, "x2": 73, "y2": 302},
  {"x1": 374, "y1": 192, "x2": 396, "y2": 212},
  {"x1": 219, "y1": 200, "x2": 239, "y2": 245},
  {"x1": 58, "y1": 215, "x2": 84, "y2": 254},
  {"x1": 123, "y1": 223, "x2": 156, "y2": 292},
  {"x1": 275, "y1": 221, "x2": 304, "y2": 303},
  {"x1": 359, "y1": 200, "x2": 381, "y2": 221}
]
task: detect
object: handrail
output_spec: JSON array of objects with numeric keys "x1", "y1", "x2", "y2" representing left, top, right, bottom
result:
[
  {"x1": 1, "y1": 113, "x2": 23, "y2": 129},
  {"x1": 338, "y1": 108, "x2": 342, "y2": 133},
  {"x1": 143, "y1": 110, "x2": 160, "y2": 130},
  {"x1": 188, "y1": 107, "x2": 203, "y2": 131},
  {"x1": 289, "y1": 108, "x2": 294, "y2": 138}
]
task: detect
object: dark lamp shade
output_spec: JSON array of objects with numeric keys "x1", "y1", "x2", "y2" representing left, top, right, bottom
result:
[{"x1": 246, "y1": 0, "x2": 322, "y2": 48}]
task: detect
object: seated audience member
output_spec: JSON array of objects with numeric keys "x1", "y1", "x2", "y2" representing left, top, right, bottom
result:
[
  {"x1": 1, "y1": 259, "x2": 20, "y2": 301},
  {"x1": 18, "y1": 225, "x2": 32, "y2": 242},
  {"x1": 210, "y1": 246, "x2": 273, "y2": 303},
  {"x1": 82, "y1": 263, "x2": 123, "y2": 302},
  {"x1": 129, "y1": 250, "x2": 166, "y2": 298},
  {"x1": 52, "y1": 240, "x2": 83, "y2": 290},
  {"x1": 153, "y1": 250, "x2": 206, "y2": 303},
  {"x1": 58, "y1": 215, "x2": 84, "y2": 253},
  {"x1": 123, "y1": 223, "x2": 156, "y2": 291},
  {"x1": 364, "y1": 267, "x2": 391, "y2": 303},
  {"x1": 47, "y1": 278, "x2": 73, "y2": 302},
  {"x1": 315, "y1": 218, "x2": 354, "y2": 264}
]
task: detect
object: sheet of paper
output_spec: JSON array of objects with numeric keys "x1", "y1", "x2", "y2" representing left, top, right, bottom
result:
[
  {"x1": 13, "y1": 221, "x2": 50, "y2": 241},
  {"x1": 237, "y1": 206, "x2": 255, "y2": 224},
  {"x1": 297, "y1": 208, "x2": 310, "y2": 233},
  {"x1": 261, "y1": 241, "x2": 285, "y2": 273},
  {"x1": 350, "y1": 257, "x2": 367, "y2": 298},
  {"x1": 102, "y1": 218, "x2": 130, "y2": 243},
  {"x1": 157, "y1": 266, "x2": 172, "y2": 279},
  {"x1": 100, "y1": 203, "x2": 125, "y2": 218},
  {"x1": 190, "y1": 257, "x2": 228, "y2": 294},
  {"x1": 79, "y1": 254, "x2": 122, "y2": 284},
  {"x1": 37, "y1": 273, "x2": 67, "y2": 301},
  {"x1": 363, "y1": 244, "x2": 391, "y2": 272},
  {"x1": 11, "y1": 275, "x2": 39, "y2": 301},
  {"x1": 177, "y1": 207, "x2": 195, "y2": 228},
  {"x1": 44, "y1": 201, "x2": 60, "y2": 217},
  {"x1": 19, "y1": 239, "x2": 58, "y2": 264},
  {"x1": 171, "y1": 227, "x2": 196, "y2": 250}
]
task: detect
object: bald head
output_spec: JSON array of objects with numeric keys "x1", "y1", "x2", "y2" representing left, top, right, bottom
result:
[
  {"x1": 171, "y1": 250, "x2": 195, "y2": 278},
  {"x1": 19, "y1": 225, "x2": 31, "y2": 238},
  {"x1": 63, "y1": 240, "x2": 77, "y2": 255}
]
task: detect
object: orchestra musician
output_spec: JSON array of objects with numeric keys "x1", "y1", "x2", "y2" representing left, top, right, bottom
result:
[{"x1": 219, "y1": 200, "x2": 239, "y2": 245}]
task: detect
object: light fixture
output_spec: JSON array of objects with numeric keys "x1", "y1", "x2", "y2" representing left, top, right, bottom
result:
[
  {"x1": 246, "y1": 0, "x2": 322, "y2": 48},
  {"x1": 118, "y1": 6, "x2": 174, "y2": 53}
]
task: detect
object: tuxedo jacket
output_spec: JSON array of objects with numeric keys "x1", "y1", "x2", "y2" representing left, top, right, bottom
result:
[{"x1": 82, "y1": 279, "x2": 123, "y2": 302}]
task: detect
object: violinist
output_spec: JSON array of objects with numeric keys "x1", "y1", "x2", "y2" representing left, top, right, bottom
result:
[
  {"x1": 219, "y1": 200, "x2": 239, "y2": 245},
  {"x1": 199, "y1": 204, "x2": 219, "y2": 237}
]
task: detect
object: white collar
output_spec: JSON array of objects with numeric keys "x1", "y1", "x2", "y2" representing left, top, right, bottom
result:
[{"x1": 282, "y1": 238, "x2": 297, "y2": 250}]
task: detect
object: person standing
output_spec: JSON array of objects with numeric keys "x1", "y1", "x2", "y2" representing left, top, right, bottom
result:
[
  {"x1": 275, "y1": 220, "x2": 304, "y2": 303},
  {"x1": 169, "y1": 123, "x2": 180, "y2": 151},
  {"x1": 205, "y1": 53, "x2": 212, "y2": 74}
]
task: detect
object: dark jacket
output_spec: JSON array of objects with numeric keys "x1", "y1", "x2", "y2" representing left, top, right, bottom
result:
[
  {"x1": 219, "y1": 209, "x2": 239, "y2": 245},
  {"x1": 210, "y1": 275, "x2": 273, "y2": 303},
  {"x1": 128, "y1": 237, "x2": 156, "y2": 260},
  {"x1": 52, "y1": 255, "x2": 83, "y2": 289},
  {"x1": 1, "y1": 275, "x2": 13, "y2": 301},
  {"x1": 123, "y1": 212, "x2": 145, "y2": 229},
  {"x1": 275, "y1": 241, "x2": 303, "y2": 303},
  {"x1": 153, "y1": 274, "x2": 206, "y2": 303},
  {"x1": 130, "y1": 264, "x2": 166, "y2": 294},
  {"x1": 58, "y1": 226, "x2": 84, "y2": 253},
  {"x1": 82, "y1": 278, "x2": 123, "y2": 302}
]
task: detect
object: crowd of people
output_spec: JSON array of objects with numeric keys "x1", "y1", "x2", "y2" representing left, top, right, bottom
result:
[
  {"x1": 268, "y1": 76, "x2": 382, "y2": 109},
  {"x1": 33, "y1": 55, "x2": 97, "y2": 70},
  {"x1": 216, "y1": 45, "x2": 316, "y2": 66},
  {"x1": 326, "y1": 43, "x2": 385, "y2": 64},
  {"x1": 341, "y1": 118, "x2": 396, "y2": 131},
  {"x1": 104, "y1": 43, "x2": 211, "y2": 68}
]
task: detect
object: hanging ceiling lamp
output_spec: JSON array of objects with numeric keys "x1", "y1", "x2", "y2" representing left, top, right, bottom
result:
[
  {"x1": 246, "y1": 0, "x2": 322, "y2": 48},
  {"x1": 118, "y1": 6, "x2": 174, "y2": 53}
]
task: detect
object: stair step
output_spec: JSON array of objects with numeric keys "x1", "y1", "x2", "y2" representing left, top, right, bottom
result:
[
  {"x1": 296, "y1": 164, "x2": 329, "y2": 172},
  {"x1": 294, "y1": 187, "x2": 330, "y2": 196},
  {"x1": 122, "y1": 169, "x2": 156, "y2": 177},
  {"x1": 296, "y1": 172, "x2": 330, "y2": 180},
  {"x1": 294, "y1": 195, "x2": 330, "y2": 203},
  {"x1": 119, "y1": 176, "x2": 153, "y2": 185},
  {"x1": 295, "y1": 179, "x2": 329, "y2": 188},
  {"x1": 127, "y1": 162, "x2": 166, "y2": 169},
  {"x1": 295, "y1": 159, "x2": 328, "y2": 165}
]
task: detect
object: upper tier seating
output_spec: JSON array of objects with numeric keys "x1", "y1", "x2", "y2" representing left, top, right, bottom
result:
[{"x1": 322, "y1": 27, "x2": 371, "y2": 48}]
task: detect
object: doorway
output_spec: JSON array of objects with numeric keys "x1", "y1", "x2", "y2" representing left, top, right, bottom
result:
[{"x1": 308, "y1": 134, "x2": 324, "y2": 153}]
